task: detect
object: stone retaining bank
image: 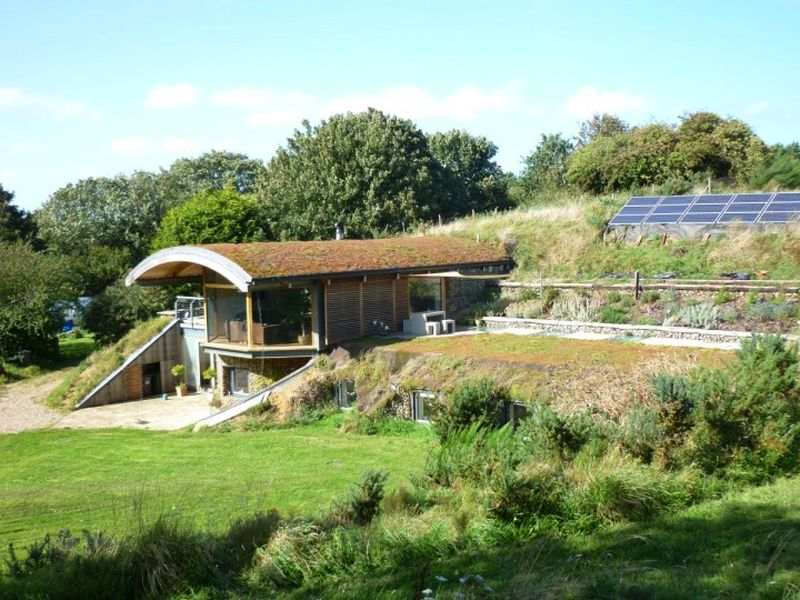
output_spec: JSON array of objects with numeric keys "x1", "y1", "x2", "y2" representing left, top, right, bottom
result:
[{"x1": 481, "y1": 316, "x2": 756, "y2": 344}]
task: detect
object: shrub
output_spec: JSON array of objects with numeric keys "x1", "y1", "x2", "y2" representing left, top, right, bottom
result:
[
  {"x1": 686, "y1": 335, "x2": 800, "y2": 481},
  {"x1": 550, "y1": 291, "x2": 601, "y2": 322},
  {"x1": 606, "y1": 290, "x2": 623, "y2": 303},
  {"x1": 676, "y1": 303, "x2": 721, "y2": 329},
  {"x1": 640, "y1": 290, "x2": 660, "y2": 304},
  {"x1": 599, "y1": 306, "x2": 628, "y2": 324},
  {"x1": 427, "y1": 423, "x2": 516, "y2": 487},
  {"x1": 747, "y1": 301, "x2": 798, "y2": 323},
  {"x1": 517, "y1": 404, "x2": 608, "y2": 459},
  {"x1": 434, "y1": 378, "x2": 509, "y2": 441},
  {"x1": 714, "y1": 290, "x2": 734, "y2": 305},
  {"x1": 617, "y1": 407, "x2": 666, "y2": 463}
]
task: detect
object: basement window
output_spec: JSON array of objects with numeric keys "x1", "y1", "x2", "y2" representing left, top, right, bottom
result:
[
  {"x1": 508, "y1": 402, "x2": 530, "y2": 426},
  {"x1": 229, "y1": 368, "x2": 250, "y2": 397},
  {"x1": 412, "y1": 389, "x2": 440, "y2": 423},
  {"x1": 335, "y1": 379, "x2": 356, "y2": 410}
]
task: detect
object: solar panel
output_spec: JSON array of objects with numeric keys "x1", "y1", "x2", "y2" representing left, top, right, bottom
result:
[
  {"x1": 760, "y1": 212, "x2": 798, "y2": 223},
  {"x1": 718, "y1": 213, "x2": 759, "y2": 223},
  {"x1": 680, "y1": 213, "x2": 718, "y2": 223},
  {"x1": 695, "y1": 194, "x2": 732, "y2": 204},
  {"x1": 608, "y1": 191, "x2": 800, "y2": 229},
  {"x1": 766, "y1": 202, "x2": 800, "y2": 212},
  {"x1": 724, "y1": 203, "x2": 767, "y2": 212},
  {"x1": 609, "y1": 215, "x2": 645, "y2": 225},
  {"x1": 731, "y1": 193, "x2": 772, "y2": 203}
]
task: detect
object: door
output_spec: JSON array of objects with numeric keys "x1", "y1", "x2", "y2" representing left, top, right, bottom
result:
[{"x1": 142, "y1": 362, "x2": 162, "y2": 397}]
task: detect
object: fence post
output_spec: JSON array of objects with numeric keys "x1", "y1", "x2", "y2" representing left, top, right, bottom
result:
[{"x1": 634, "y1": 270, "x2": 641, "y2": 300}]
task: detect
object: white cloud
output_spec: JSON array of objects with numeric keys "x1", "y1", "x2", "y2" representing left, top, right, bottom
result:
[
  {"x1": 744, "y1": 100, "x2": 769, "y2": 116},
  {"x1": 213, "y1": 81, "x2": 526, "y2": 128},
  {"x1": 10, "y1": 142, "x2": 35, "y2": 155},
  {"x1": 146, "y1": 83, "x2": 200, "y2": 109},
  {"x1": 561, "y1": 86, "x2": 650, "y2": 119},
  {"x1": 0, "y1": 87, "x2": 94, "y2": 118},
  {"x1": 162, "y1": 137, "x2": 204, "y2": 153},
  {"x1": 0, "y1": 168, "x2": 15, "y2": 180},
  {"x1": 109, "y1": 137, "x2": 155, "y2": 156}
]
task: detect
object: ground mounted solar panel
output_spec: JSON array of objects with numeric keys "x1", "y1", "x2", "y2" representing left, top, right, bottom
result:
[{"x1": 608, "y1": 191, "x2": 800, "y2": 234}]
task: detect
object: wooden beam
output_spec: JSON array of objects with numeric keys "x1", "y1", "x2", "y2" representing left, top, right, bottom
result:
[
  {"x1": 245, "y1": 292, "x2": 254, "y2": 348},
  {"x1": 204, "y1": 283, "x2": 238, "y2": 290}
]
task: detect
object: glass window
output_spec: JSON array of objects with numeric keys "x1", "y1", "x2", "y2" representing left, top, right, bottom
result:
[
  {"x1": 335, "y1": 379, "x2": 356, "y2": 409},
  {"x1": 229, "y1": 368, "x2": 249, "y2": 396},
  {"x1": 409, "y1": 278, "x2": 442, "y2": 313},
  {"x1": 412, "y1": 390, "x2": 439, "y2": 422},
  {"x1": 252, "y1": 287, "x2": 312, "y2": 345}
]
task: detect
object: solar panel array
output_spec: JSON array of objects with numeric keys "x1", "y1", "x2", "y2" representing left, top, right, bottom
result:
[{"x1": 609, "y1": 192, "x2": 800, "y2": 227}]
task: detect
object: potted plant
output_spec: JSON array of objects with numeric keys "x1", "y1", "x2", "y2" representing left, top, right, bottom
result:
[
  {"x1": 202, "y1": 366, "x2": 217, "y2": 390},
  {"x1": 171, "y1": 364, "x2": 188, "y2": 397}
]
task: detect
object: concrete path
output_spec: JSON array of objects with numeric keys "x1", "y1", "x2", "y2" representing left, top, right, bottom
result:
[{"x1": 57, "y1": 393, "x2": 219, "y2": 431}]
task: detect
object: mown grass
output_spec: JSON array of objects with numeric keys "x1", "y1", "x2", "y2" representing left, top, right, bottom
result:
[
  {"x1": 428, "y1": 197, "x2": 800, "y2": 281},
  {"x1": 0, "y1": 416, "x2": 432, "y2": 551},
  {"x1": 1, "y1": 335, "x2": 96, "y2": 385}
]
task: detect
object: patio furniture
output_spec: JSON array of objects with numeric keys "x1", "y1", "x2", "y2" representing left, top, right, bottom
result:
[
  {"x1": 425, "y1": 321, "x2": 442, "y2": 336},
  {"x1": 441, "y1": 319, "x2": 456, "y2": 334}
]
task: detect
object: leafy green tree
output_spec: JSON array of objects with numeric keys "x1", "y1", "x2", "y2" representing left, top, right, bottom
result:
[
  {"x1": 753, "y1": 144, "x2": 800, "y2": 189},
  {"x1": 0, "y1": 242, "x2": 75, "y2": 361},
  {"x1": 258, "y1": 109, "x2": 448, "y2": 239},
  {"x1": 576, "y1": 113, "x2": 629, "y2": 147},
  {"x1": 520, "y1": 133, "x2": 575, "y2": 194},
  {"x1": 152, "y1": 188, "x2": 266, "y2": 250},
  {"x1": 67, "y1": 245, "x2": 134, "y2": 296},
  {"x1": 83, "y1": 279, "x2": 171, "y2": 345},
  {"x1": 159, "y1": 150, "x2": 267, "y2": 207},
  {"x1": 35, "y1": 172, "x2": 165, "y2": 261},
  {"x1": 674, "y1": 112, "x2": 766, "y2": 183},
  {"x1": 428, "y1": 130, "x2": 510, "y2": 216},
  {"x1": 0, "y1": 184, "x2": 37, "y2": 244}
]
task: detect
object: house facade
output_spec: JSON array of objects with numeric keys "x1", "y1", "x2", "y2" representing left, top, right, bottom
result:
[{"x1": 108, "y1": 236, "x2": 511, "y2": 402}]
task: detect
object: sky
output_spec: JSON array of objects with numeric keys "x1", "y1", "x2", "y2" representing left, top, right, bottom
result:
[{"x1": 2, "y1": 0, "x2": 799, "y2": 211}]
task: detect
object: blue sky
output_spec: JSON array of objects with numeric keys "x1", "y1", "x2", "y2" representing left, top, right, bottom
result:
[{"x1": 2, "y1": 0, "x2": 799, "y2": 211}]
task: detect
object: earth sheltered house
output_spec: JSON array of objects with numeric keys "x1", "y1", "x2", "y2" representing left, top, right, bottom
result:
[{"x1": 77, "y1": 237, "x2": 511, "y2": 407}]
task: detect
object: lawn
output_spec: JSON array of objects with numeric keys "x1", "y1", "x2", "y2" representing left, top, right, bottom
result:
[{"x1": 0, "y1": 416, "x2": 433, "y2": 551}]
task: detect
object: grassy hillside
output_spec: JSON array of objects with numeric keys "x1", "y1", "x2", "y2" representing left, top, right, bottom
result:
[
  {"x1": 0, "y1": 415, "x2": 432, "y2": 551},
  {"x1": 427, "y1": 195, "x2": 800, "y2": 281},
  {"x1": 45, "y1": 317, "x2": 172, "y2": 410}
]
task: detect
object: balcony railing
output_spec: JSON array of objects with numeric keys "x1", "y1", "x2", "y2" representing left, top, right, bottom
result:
[{"x1": 174, "y1": 296, "x2": 205, "y2": 329}]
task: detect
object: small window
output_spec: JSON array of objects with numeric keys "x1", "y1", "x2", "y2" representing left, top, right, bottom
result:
[
  {"x1": 335, "y1": 379, "x2": 356, "y2": 409},
  {"x1": 412, "y1": 390, "x2": 440, "y2": 423},
  {"x1": 409, "y1": 278, "x2": 442, "y2": 313},
  {"x1": 509, "y1": 402, "x2": 530, "y2": 426},
  {"x1": 229, "y1": 368, "x2": 250, "y2": 396}
]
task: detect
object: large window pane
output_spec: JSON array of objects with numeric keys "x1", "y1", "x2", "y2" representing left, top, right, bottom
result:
[
  {"x1": 252, "y1": 288, "x2": 312, "y2": 345},
  {"x1": 409, "y1": 278, "x2": 442, "y2": 312}
]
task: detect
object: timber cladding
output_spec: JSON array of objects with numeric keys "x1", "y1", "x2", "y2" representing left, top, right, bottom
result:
[
  {"x1": 78, "y1": 322, "x2": 183, "y2": 408},
  {"x1": 325, "y1": 276, "x2": 410, "y2": 344}
]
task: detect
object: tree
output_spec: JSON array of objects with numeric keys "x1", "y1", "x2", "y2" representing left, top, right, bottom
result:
[
  {"x1": 520, "y1": 133, "x2": 575, "y2": 194},
  {"x1": 258, "y1": 109, "x2": 448, "y2": 240},
  {"x1": 83, "y1": 279, "x2": 171, "y2": 345},
  {"x1": 576, "y1": 113, "x2": 629, "y2": 147},
  {"x1": 674, "y1": 112, "x2": 767, "y2": 183},
  {"x1": 0, "y1": 184, "x2": 37, "y2": 244},
  {"x1": 753, "y1": 144, "x2": 800, "y2": 190},
  {"x1": 159, "y1": 150, "x2": 267, "y2": 207},
  {"x1": 0, "y1": 242, "x2": 75, "y2": 361},
  {"x1": 152, "y1": 187, "x2": 266, "y2": 250},
  {"x1": 428, "y1": 130, "x2": 510, "y2": 216},
  {"x1": 35, "y1": 171, "x2": 165, "y2": 261}
]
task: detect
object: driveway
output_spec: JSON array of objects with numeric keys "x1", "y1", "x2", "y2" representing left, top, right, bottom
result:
[{"x1": 56, "y1": 393, "x2": 219, "y2": 431}]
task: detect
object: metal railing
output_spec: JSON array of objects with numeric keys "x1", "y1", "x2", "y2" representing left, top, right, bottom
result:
[{"x1": 174, "y1": 296, "x2": 205, "y2": 328}]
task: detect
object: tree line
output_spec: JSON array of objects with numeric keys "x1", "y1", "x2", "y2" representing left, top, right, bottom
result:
[{"x1": 1, "y1": 107, "x2": 798, "y2": 361}]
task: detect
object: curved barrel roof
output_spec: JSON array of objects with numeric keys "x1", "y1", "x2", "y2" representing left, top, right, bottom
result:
[{"x1": 127, "y1": 237, "x2": 512, "y2": 291}]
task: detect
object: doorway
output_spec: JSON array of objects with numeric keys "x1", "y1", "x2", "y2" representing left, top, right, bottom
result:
[{"x1": 142, "y1": 362, "x2": 162, "y2": 397}]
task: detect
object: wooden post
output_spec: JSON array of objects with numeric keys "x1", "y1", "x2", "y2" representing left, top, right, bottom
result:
[
  {"x1": 245, "y1": 292, "x2": 254, "y2": 347},
  {"x1": 634, "y1": 271, "x2": 641, "y2": 301},
  {"x1": 438, "y1": 214, "x2": 443, "y2": 227}
]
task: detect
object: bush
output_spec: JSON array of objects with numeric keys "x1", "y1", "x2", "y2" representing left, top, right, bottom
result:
[
  {"x1": 714, "y1": 290, "x2": 734, "y2": 305},
  {"x1": 427, "y1": 423, "x2": 516, "y2": 487},
  {"x1": 605, "y1": 290, "x2": 622, "y2": 303},
  {"x1": 675, "y1": 303, "x2": 721, "y2": 329},
  {"x1": 599, "y1": 306, "x2": 629, "y2": 324},
  {"x1": 686, "y1": 335, "x2": 800, "y2": 481},
  {"x1": 747, "y1": 301, "x2": 798, "y2": 323},
  {"x1": 617, "y1": 407, "x2": 665, "y2": 463},
  {"x1": 550, "y1": 291, "x2": 601, "y2": 322},
  {"x1": 517, "y1": 404, "x2": 608, "y2": 459},
  {"x1": 640, "y1": 290, "x2": 660, "y2": 304},
  {"x1": 339, "y1": 470, "x2": 389, "y2": 526},
  {"x1": 434, "y1": 378, "x2": 509, "y2": 441}
]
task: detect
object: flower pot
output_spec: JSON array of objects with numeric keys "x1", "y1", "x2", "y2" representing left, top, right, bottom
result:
[{"x1": 176, "y1": 384, "x2": 188, "y2": 397}]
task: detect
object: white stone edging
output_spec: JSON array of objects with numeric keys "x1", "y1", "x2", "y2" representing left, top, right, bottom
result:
[{"x1": 481, "y1": 316, "x2": 759, "y2": 344}]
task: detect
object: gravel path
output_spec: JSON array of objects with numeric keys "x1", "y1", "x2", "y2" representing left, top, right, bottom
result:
[{"x1": 0, "y1": 371, "x2": 66, "y2": 433}]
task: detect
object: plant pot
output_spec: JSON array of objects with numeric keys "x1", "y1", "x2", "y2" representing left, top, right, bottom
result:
[{"x1": 176, "y1": 384, "x2": 188, "y2": 397}]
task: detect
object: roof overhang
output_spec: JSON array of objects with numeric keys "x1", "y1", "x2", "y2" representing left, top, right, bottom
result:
[{"x1": 126, "y1": 246, "x2": 254, "y2": 292}]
